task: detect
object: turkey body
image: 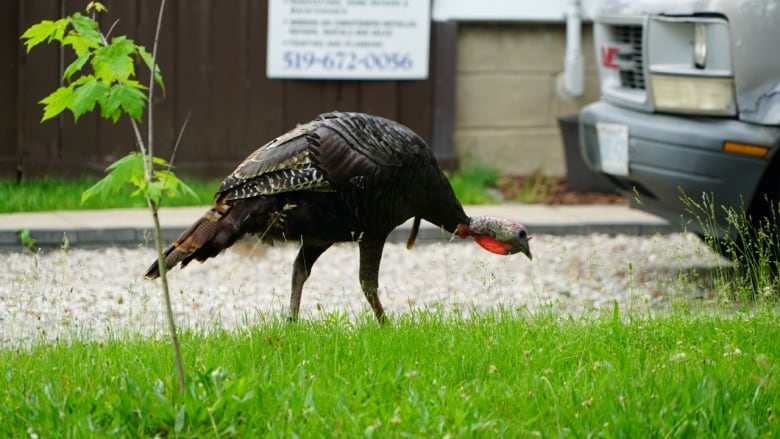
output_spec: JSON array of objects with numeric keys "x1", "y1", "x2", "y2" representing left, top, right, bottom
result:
[{"x1": 145, "y1": 111, "x2": 474, "y2": 323}]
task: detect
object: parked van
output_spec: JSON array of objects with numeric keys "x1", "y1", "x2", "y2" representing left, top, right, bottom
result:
[{"x1": 579, "y1": 0, "x2": 780, "y2": 239}]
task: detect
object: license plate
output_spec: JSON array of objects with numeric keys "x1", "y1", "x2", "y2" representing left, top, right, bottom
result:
[{"x1": 596, "y1": 123, "x2": 629, "y2": 176}]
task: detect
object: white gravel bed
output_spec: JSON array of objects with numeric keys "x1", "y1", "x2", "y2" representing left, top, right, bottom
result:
[{"x1": 0, "y1": 233, "x2": 729, "y2": 347}]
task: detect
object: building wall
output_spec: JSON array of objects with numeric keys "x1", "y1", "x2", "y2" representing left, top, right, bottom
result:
[{"x1": 454, "y1": 22, "x2": 600, "y2": 176}]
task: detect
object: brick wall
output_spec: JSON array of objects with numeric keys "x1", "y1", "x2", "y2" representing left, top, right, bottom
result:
[{"x1": 454, "y1": 22, "x2": 600, "y2": 176}]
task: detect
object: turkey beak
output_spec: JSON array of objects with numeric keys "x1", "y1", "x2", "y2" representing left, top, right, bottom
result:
[
  {"x1": 518, "y1": 238, "x2": 532, "y2": 260},
  {"x1": 513, "y1": 234, "x2": 532, "y2": 260}
]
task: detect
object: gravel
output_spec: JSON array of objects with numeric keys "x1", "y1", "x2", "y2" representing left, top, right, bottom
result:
[{"x1": 0, "y1": 233, "x2": 730, "y2": 347}]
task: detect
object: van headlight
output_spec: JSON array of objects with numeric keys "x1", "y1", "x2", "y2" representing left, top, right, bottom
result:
[{"x1": 650, "y1": 74, "x2": 735, "y2": 115}]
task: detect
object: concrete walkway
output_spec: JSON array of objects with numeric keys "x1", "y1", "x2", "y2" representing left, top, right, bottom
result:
[{"x1": 0, "y1": 204, "x2": 676, "y2": 250}]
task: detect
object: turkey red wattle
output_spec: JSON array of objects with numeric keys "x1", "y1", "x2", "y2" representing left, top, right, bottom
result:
[
  {"x1": 457, "y1": 216, "x2": 532, "y2": 260},
  {"x1": 473, "y1": 235, "x2": 515, "y2": 255}
]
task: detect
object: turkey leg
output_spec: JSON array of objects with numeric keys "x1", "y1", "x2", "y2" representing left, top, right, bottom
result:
[
  {"x1": 289, "y1": 243, "x2": 331, "y2": 321},
  {"x1": 358, "y1": 238, "x2": 387, "y2": 324}
]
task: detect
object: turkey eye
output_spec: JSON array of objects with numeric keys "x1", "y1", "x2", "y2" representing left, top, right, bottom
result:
[{"x1": 518, "y1": 230, "x2": 527, "y2": 239}]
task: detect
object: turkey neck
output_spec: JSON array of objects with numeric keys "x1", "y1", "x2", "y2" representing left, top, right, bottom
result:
[{"x1": 410, "y1": 171, "x2": 470, "y2": 235}]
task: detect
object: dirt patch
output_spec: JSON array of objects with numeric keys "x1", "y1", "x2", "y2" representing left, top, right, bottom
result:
[{"x1": 496, "y1": 175, "x2": 628, "y2": 205}]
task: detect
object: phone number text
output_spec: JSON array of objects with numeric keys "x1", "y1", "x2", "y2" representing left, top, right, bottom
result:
[{"x1": 281, "y1": 51, "x2": 414, "y2": 72}]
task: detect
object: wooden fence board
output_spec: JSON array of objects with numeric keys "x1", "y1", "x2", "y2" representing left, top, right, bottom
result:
[
  {"x1": 0, "y1": 0, "x2": 20, "y2": 176},
  {"x1": 243, "y1": 0, "x2": 284, "y2": 155},
  {"x1": 360, "y1": 81, "x2": 399, "y2": 121},
  {"x1": 16, "y1": 0, "x2": 61, "y2": 179},
  {"x1": 210, "y1": 0, "x2": 250, "y2": 164}
]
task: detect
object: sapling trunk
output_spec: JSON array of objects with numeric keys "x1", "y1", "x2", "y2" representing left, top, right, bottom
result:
[
  {"x1": 141, "y1": 0, "x2": 186, "y2": 394},
  {"x1": 148, "y1": 201, "x2": 186, "y2": 393}
]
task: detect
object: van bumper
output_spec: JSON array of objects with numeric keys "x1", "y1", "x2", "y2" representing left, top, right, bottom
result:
[{"x1": 578, "y1": 101, "x2": 779, "y2": 233}]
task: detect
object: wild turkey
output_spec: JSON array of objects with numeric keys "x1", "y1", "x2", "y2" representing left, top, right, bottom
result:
[{"x1": 145, "y1": 111, "x2": 531, "y2": 323}]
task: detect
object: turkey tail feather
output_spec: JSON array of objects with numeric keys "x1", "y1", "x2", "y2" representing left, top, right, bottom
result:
[{"x1": 144, "y1": 207, "x2": 228, "y2": 279}]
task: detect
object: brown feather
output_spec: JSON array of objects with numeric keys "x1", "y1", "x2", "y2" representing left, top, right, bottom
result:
[
  {"x1": 144, "y1": 207, "x2": 225, "y2": 279},
  {"x1": 144, "y1": 197, "x2": 285, "y2": 279}
]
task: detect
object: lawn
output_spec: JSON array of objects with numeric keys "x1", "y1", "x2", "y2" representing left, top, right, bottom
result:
[
  {"x1": 0, "y1": 177, "x2": 220, "y2": 213},
  {"x1": 0, "y1": 168, "x2": 502, "y2": 214},
  {"x1": 2, "y1": 307, "x2": 778, "y2": 437}
]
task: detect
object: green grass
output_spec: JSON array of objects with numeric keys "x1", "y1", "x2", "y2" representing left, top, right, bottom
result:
[
  {"x1": 0, "y1": 177, "x2": 220, "y2": 213},
  {"x1": 446, "y1": 167, "x2": 501, "y2": 205},
  {"x1": 680, "y1": 191, "x2": 780, "y2": 302},
  {"x1": 1, "y1": 168, "x2": 502, "y2": 213},
  {"x1": 2, "y1": 308, "x2": 779, "y2": 437}
]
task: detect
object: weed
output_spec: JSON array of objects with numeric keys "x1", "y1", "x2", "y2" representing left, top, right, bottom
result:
[
  {"x1": 60, "y1": 233, "x2": 70, "y2": 253},
  {"x1": 17, "y1": 228, "x2": 38, "y2": 252},
  {"x1": 681, "y1": 191, "x2": 780, "y2": 301},
  {"x1": 498, "y1": 169, "x2": 559, "y2": 204}
]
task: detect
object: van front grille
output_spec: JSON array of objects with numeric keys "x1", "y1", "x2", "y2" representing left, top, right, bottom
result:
[{"x1": 610, "y1": 25, "x2": 645, "y2": 90}]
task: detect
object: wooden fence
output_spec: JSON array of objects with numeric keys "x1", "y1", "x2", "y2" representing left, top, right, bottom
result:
[{"x1": 1, "y1": 0, "x2": 456, "y2": 180}]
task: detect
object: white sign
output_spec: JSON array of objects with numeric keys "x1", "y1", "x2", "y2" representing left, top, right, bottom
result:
[{"x1": 267, "y1": 0, "x2": 430, "y2": 80}]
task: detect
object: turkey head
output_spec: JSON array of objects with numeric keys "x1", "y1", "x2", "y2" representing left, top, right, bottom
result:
[{"x1": 456, "y1": 217, "x2": 532, "y2": 259}]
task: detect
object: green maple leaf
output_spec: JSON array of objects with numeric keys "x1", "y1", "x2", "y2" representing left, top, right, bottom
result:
[
  {"x1": 72, "y1": 78, "x2": 109, "y2": 121},
  {"x1": 144, "y1": 169, "x2": 196, "y2": 205},
  {"x1": 92, "y1": 36, "x2": 136, "y2": 83},
  {"x1": 81, "y1": 152, "x2": 196, "y2": 206},
  {"x1": 137, "y1": 45, "x2": 166, "y2": 94},
  {"x1": 105, "y1": 152, "x2": 146, "y2": 183},
  {"x1": 63, "y1": 52, "x2": 92, "y2": 82},
  {"x1": 100, "y1": 80, "x2": 146, "y2": 122},
  {"x1": 86, "y1": 2, "x2": 108, "y2": 13},
  {"x1": 68, "y1": 13, "x2": 103, "y2": 47},
  {"x1": 143, "y1": 180, "x2": 165, "y2": 204},
  {"x1": 63, "y1": 33, "x2": 100, "y2": 58},
  {"x1": 105, "y1": 82, "x2": 146, "y2": 122},
  {"x1": 39, "y1": 86, "x2": 75, "y2": 122},
  {"x1": 81, "y1": 152, "x2": 146, "y2": 203},
  {"x1": 156, "y1": 169, "x2": 197, "y2": 197},
  {"x1": 20, "y1": 18, "x2": 69, "y2": 52}
]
